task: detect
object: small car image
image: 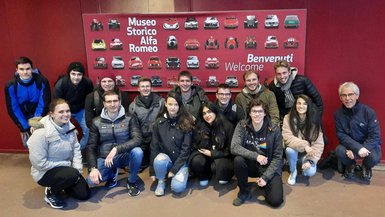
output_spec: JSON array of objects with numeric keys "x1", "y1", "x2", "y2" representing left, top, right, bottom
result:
[
  {"x1": 284, "y1": 15, "x2": 300, "y2": 28},
  {"x1": 93, "y1": 57, "x2": 108, "y2": 69},
  {"x1": 205, "y1": 36, "x2": 219, "y2": 50},
  {"x1": 130, "y1": 75, "x2": 142, "y2": 87},
  {"x1": 184, "y1": 17, "x2": 198, "y2": 29},
  {"x1": 186, "y1": 56, "x2": 199, "y2": 69},
  {"x1": 108, "y1": 19, "x2": 120, "y2": 30},
  {"x1": 129, "y1": 56, "x2": 143, "y2": 70},
  {"x1": 244, "y1": 15, "x2": 258, "y2": 28},
  {"x1": 90, "y1": 18, "x2": 103, "y2": 31},
  {"x1": 205, "y1": 57, "x2": 219, "y2": 69},
  {"x1": 166, "y1": 57, "x2": 181, "y2": 69},
  {"x1": 204, "y1": 17, "x2": 219, "y2": 29},
  {"x1": 223, "y1": 16, "x2": 239, "y2": 28},
  {"x1": 206, "y1": 76, "x2": 219, "y2": 87},
  {"x1": 167, "y1": 35, "x2": 178, "y2": 49},
  {"x1": 225, "y1": 75, "x2": 239, "y2": 87},
  {"x1": 91, "y1": 39, "x2": 106, "y2": 50},
  {"x1": 192, "y1": 76, "x2": 201, "y2": 86},
  {"x1": 184, "y1": 38, "x2": 200, "y2": 50},
  {"x1": 110, "y1": 38, "x2": 123, "y2": 50},
  {"x1": 115, "y1": 75, "x2": 125, "y2": 87},
  {"x1": 244, "y1": 35, "x2": 257, "y2": 49},
  {"x1": 147, "y1": 56, "x2": 162, "y2": 69},
  {"x1": 264, "y1": 15, "x2": 279, "y2": 28},
  {"x1": 264, "y1": 36, "x2": 279, "y2": 49},
  {"x1": 283, "y1": 37, "x2": 299, "y2": 48},
  {"x1": 111, "y1": 56, "x2": 124, "y2": 69},
  {"x1": 163, "y1": 18, "x2": 179, "y2": 30},
  {"x1": 151, "y1": 75, "x2": 163, "y2": 87},
  {"x1": 167, "y1": 76, "x2": 178, "y2": 87},
  {"x1": 225, "y1": 37, "x2": 239, "y2": 49}
]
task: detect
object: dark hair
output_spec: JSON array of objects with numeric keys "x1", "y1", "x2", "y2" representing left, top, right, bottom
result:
[
  {"x1": 216, "y1": 83, "x2": 230, "y2": 92},
  {"x1": 49, "y1": 98, "x2": 69, "y2": 113},
  {"x1": 16, "y1": 57, "x2": 33, "y2": 68},
  {"x1": 288, "y1": 94, "x2": 321, "y2": 143},
  {"x1": 138, "y1": 77, "x2": 152, "y2": 87},
  {"x1": 102, "y1": 90, "x2": 120, "y2": 102},
  {"x1": 67, "y1": 62, "x2": 85, "y2": 76},
  {"x1": 242, "y1": 70, "x2": 259, "y2": 81},
  {"x1": 158, "y1": 91, "x2": 195, "y2": 132},
  {"x1": 178, "y1": 70, "x2": 193, "y2": 81},
  {"x1": 246, "y1": 98, "x2": 269, "y2": 117}
]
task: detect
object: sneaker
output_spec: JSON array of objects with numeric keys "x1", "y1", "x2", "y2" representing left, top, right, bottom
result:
[
  {"x1": 44, "y1": 187, "x2": 64, "y2": 209},
  {"x1": 155, "y1": 180, "x2": 166, "y2": 197},
  {"x1": 287, "y1": 169, "x2": 297, "y2": 185},
  {"x1": 344, "y1": 164, "x2": 356, "y2": 180},
  {"x1": 218, "y1": 180, "x2": 229, "y2": 185},
  {"x1": 105, "y1": 168, "x2": 119, "y2": 188},
  {"x1": 127, "y1": 182, "x2": 141, "y2": 196},
  {"x1": 361, "y1": 166, "x2": 372, "y2": 182},
  {"x1": 232, "y1": 194, "x2": 251, "y2": 206},
  {"x1": 199, "y1": 180, "x2": 209, "y2": 187}
]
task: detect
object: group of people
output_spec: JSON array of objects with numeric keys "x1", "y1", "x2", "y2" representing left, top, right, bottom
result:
[{"x1": 5, "y1": 57, "x2": 381, "y2": 209}]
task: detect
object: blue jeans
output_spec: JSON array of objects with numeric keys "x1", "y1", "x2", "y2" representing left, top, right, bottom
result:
[
  {"x1": 286, "y1": 147, "x2": 317, "y2": 177},
  {"x1": 153, "y1": 153, "x2": 189, "y2": 193},
  {"x1": 72, "y1": 109, "x2": 89, "y2": 150},
  {"x1": 87, "y1": 147, "x2": 143, "y2": 186}
]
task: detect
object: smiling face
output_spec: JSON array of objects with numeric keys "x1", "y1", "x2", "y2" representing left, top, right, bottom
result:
[
  {"x1": 100, "y1": 78, "x2": 115, "y2": 91},
  {"x1": 216, "y1": 87, "x2": 231, "y2": 106},
  {"x1": 202, "y1": 106, "x2": 216, "y2": 125},
  {"x1": 17, "y1": 63, "x2": 33, "y2": 80},
  {"x1": 339, "y1": 86, "x2": 358, "y2": 109},
  {"x1": 69, "y1": 70, "x2": 83, "y2": 85},
  {"x1": 103, "y1": 94, "x2": 121, "y2": 115},
  {"x1": 138, "y1": 80, "x2": 152, "y2": 97},
  {"x1": 275, "y1": 66, "x2": 291, "y2": 84},
  {"x1": 178, "y1": 75, "x2": 192, "y2": 93},
  {"x1": 296, "y1": 97, "x2": 308, "y2": 117},
  {"x1": 165, "y1": 97, "x2": 179, "y2": 117},
  {"x1": 249, "y1": 105, "x2": 266, "y2": 126},
  {"x1": 244, "y1": 72, "x2": 259, "y2": 91},
  {"x1": 50, "y1": 103, "x2": 71, "y2": 126}
]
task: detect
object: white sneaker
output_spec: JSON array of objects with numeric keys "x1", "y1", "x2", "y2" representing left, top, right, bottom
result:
[
  {"x1": 218, "y1": 180, "x2": 228, "y2": 185},
  {"x1": 287, "y1": 169, "x2": 297, "y2": 185},
  {"x1": 199, "y1": 180, "x2": 209, "y2": 187}
]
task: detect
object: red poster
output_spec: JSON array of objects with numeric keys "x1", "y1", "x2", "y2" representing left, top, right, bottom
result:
[{"x1": 83, "y1": 9, "x2": 306, "y2": 92}]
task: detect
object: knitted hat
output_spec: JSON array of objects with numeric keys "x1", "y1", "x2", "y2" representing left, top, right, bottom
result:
[
  {"x1": 100, "y1": 72, "x2": 115, "y2": 81},
  {"x1": 67, "y1": 62, "x2": 85, "y2": 75}
]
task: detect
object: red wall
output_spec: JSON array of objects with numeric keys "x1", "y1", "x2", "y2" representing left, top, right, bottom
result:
[{"x1": 1, "y1": 0, "x2": 384, "y2": 160}]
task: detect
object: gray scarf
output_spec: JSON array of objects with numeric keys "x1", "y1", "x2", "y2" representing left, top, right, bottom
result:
[{"x1": 279, "y1": 74, "x2": 295, "y2": 108}]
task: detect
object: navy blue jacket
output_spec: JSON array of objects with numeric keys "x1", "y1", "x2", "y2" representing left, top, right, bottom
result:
[{"x1": 334, "y1": 102, "x2": 382, "y2": 153}]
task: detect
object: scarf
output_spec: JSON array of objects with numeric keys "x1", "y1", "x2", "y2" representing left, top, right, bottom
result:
[
  {"x1": 138, "y1": 93, "x2": 154, "y2": 109},
  {"x1": 279, "y1": 74, "x2": 295, "y2": 108}
]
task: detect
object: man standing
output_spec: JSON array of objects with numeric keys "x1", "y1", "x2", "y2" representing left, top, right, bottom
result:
[
  {"x1": 87, "y1": 91, "x2": 143, "y2": 196},
  {"x1": 235, "y1": 70, "x2": 280, "y2": 126},
  {"x1": 129, "y1": 77, "x2": 164, "y2": 170},
  {"x1": 5, "y1": 57, "x2": 51, "y2": 147},
  {"x1": 215, "y1": 83, "x2": 244, "y2": 127},
  {"x1": 170, "y1": 70, "x2": 208, "y2": 119},
  {"x1": 335, "y1": 82, "x2": 381, "y2": 183},
  {"x1": 268, "y1": 60, "x2": 323, "y2": 123}
]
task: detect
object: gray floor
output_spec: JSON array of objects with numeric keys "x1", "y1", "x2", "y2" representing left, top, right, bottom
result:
[{"x1": 1, "y1": 153, "x2": 384, "y2": 217}]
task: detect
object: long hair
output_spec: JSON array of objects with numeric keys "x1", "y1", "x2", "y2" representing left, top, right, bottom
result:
[
  {"x1": 288, "y1": 94, "x2": 321, "y2": 143},
  {"x1": 198, "y1": 102, "x2": 227, "y2": 150},
  {"x1": 157, "y1": 91, "x2": 195, "y2": 132}
]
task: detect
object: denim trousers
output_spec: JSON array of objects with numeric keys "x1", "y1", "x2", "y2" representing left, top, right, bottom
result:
[
  {"x1": 286, "y1": 147, "x2": 317, "y2": 176},
  {"x1": 153, "y1": 153, "x2": 189, "y2": 193},
  {"x1": 72, "y1": 109, "x2": 89, "y2": 150}
]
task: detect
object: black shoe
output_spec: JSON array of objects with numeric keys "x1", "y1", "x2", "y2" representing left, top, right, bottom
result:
[
  {"x1": 232, "y1": 193, "x2": 251, "y2": 206},
  {"x1": 361, "y1": 166, "x2": 372, "y2": 182},
  {"x1": 127, "y1": 182, "x2": 141, "y2": 196},
  {"x1": 105, "y1": 168, "x2": 119, "y2": 188},
  {"x1": 344, "y1": 164, "x2": 355, "y2": 179},
  {"x1": 44, "y1": 187, "x2": 64, "y2": 209}
]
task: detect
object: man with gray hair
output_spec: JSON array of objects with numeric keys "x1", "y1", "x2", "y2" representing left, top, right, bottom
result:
[{"x1": 334, "y1": 82, "x2": 382, "y2": 183}]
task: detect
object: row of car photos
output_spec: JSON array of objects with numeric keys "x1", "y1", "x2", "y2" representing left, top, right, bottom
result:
[
  {"x1": 89, "y1": 14, "x2": 299, "y2": 31},
  {"x1": 109, "y1": 74, "x2": 239, "y2": 88},
  {"x1": 91, "y1": 35, "x2": 299, "y2": 51}
]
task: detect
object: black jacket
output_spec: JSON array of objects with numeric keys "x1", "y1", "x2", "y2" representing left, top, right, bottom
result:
[{"x1": 215, "y1": 100, "x2": 245, "y2": 128}]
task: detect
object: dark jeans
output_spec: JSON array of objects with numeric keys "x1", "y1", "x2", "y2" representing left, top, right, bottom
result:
[
  {"x1": 190, "y1": 153, "x2": 234, "y2": 181},
  {"x1": 336, "y1": 144, "x2": 381, "y2": 168},
  {"x1": 233, "y1": 156, "x2": 283, "y2": 208},
  {"x1": 38, "y1": 166, "x2": 90, "y2": 200}
]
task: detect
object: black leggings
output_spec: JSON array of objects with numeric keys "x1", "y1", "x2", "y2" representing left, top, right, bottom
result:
[
  {"x1": 38, "y1": 166, "x2": 90, "y2": 200},
  {"x1": 234, "y1": 156, "x2": 283, "y2": 207},
  {"x1": 190, "y1": 153, "x2": 234, "y2": 181}
]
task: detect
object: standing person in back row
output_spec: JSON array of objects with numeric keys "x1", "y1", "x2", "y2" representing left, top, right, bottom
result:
[
  {"x1": 334, "y1": 82, "x2": 381, "y2": 184},
  {"x1": 54, "y1": 62, "x2": 94, "y2": 150},
  {"x1": 5, "y1": 57, "x2": 51, "y2": 148}
]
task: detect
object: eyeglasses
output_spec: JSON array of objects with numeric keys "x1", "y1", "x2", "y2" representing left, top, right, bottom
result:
[
  {"x1": 250, "y1": 109, "x2": 264, "y2": 115},
  {"x1": 340, "y1": 93, "x2": 356, "y2": 98},
  {"x1": 217, "y1": 93, "x2": 231, "y2": 97}
]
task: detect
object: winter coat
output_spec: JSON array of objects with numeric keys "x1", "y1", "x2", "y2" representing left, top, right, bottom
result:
[
  {"x1": 170, "y1": 85, "x2": 209, "y2": 119},
  {"x1": 27, "y1": 116, "x2": 82, "y2": 182},
  {"x1": 215, "y1": 100, "x2": 245, "y2": 128}
]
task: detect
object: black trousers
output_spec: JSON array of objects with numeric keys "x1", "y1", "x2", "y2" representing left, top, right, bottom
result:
[
  {"x1": 233, "y1": 156, "x2": 283, "y2": 207},
  {"x1": 37, "y1": 166, "x2": 90, "y2": 200},
  {"x1": 190, "y1": 153, "x2": 234, "y2": 181}
]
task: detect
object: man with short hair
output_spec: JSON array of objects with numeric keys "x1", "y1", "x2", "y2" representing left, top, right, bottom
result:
[
  {"x1": 129, "y1": 77, "x2": 164, "y2": 170},
  {"x1": 87, "y1": 91, "x2": 143, "y2": 196},
  {"x1": 170, "y1": 70, "x2": 208, "y2": 119},
  {"x1": 268, "y1": 60, "x2": 323, "y2": 123},
  {"x1": 235, "y1": 70, "x2": 280, "y2": 126},
  {"x1": 215, "y1": 83, "x2": 244, "y2": 127},
  {"x1": 5, "y1": 57, "x2": 51, "y2": 147},
  {"x1": 334, "y1": 82, "x2": 381, "y2": 183}
]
